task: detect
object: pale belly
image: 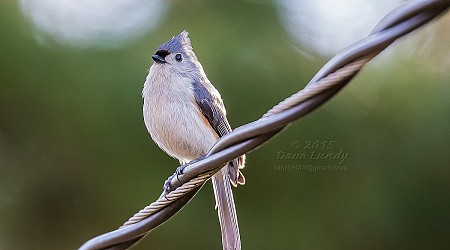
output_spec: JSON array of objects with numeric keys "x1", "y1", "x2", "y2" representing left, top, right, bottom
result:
[{"x1": 143, "y1": 95, "x2": 218, "y2": 163}]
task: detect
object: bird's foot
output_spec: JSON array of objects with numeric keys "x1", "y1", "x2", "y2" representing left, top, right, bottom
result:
[{"x1": 163, "y1": 155, "x2": 207, "y2": 196}]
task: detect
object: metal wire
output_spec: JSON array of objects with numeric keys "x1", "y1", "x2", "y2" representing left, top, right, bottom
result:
[
  {"x1": 79, "y1": 1, "x2": 450, "y2": 249},
  {"x1": 122, "y1": 171, "x2": 215, "y2": 227}
]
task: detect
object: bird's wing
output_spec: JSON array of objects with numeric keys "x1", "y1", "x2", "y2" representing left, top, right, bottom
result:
[
  {"x1": 192, "y1": 79, "x2": 231, "y2": 137},
  {"x1": 192, "y1": 78, "x2": 244, "y2": 250}
]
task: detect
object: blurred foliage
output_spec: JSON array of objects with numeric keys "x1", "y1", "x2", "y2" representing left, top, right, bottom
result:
[{"x1": 0, "y1": 0, "x2": 449, "y2": 249}]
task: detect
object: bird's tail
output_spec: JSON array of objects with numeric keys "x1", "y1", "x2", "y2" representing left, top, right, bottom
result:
[{"x1": 212, "y1": 165, "x2": 241, "y2": 250}]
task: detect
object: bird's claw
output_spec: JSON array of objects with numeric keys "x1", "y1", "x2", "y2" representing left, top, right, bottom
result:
[
  {"x1": 163, "y1": 172, "x2": 176, "y2": 194},
  {"x1": 162, "y1": 155, "x2": 206, "y2": 198},
  {"x1": 163, "y1": 164, "x2": 187, "y2": 195},
  {"x1": 175, "y1": 164, "x2": 187, "y2": 178}
]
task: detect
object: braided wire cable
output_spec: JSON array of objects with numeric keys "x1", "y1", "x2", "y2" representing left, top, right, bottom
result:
[
  {"x1": 262, "y1": 54, "x2": 376, "y2": 118},
  {"x1": 121, "y1": 171, "x2": 215, "y2": 227},
  {"x1": 79, "y1": 1, "x2": 449, "y2": 249},
  {"x1": 119, "y1": 53, "x2": 376, "y2": 231}
]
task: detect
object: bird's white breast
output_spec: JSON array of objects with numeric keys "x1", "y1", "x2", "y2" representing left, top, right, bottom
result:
[{"x1": 143, "y1": 65, "x2": 218, "y2": 164}]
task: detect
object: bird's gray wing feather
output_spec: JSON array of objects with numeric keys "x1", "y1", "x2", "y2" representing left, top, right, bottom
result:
[
  {"x1": 192, "y1": 79, "x2": 231, "y2": 137},
  {"x1": 192, "y1": 79, "x2": 242, "y2": 250},
  {"x1": 192, "y1": 79, "x2": 245, "y2": 184}
]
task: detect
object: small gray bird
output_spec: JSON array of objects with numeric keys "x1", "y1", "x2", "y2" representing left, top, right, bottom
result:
[{"x1": 142, "y1": 31, "x2": 245, "y2": 250}]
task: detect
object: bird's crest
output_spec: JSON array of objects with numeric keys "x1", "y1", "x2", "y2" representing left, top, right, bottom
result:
[{"x1": 157, "y1": 30, "x2": 192, "y2": 53}]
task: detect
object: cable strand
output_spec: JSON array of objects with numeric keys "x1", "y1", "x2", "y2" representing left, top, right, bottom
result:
[{"x1": 79, "y1": 1, "x2": 449, "y2": 249}]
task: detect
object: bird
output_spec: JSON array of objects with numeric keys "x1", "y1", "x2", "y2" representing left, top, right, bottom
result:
[{"x1": 142, "y1": 31, "x2": 245, "y2": 250}]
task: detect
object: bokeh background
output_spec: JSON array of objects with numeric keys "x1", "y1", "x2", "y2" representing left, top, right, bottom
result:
[{"x1": 1, "y1": 0, "x2": 449, "y2": 249}]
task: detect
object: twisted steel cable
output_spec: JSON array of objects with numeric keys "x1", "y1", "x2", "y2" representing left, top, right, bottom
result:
[{"x1": 79, "y1": 0, "x2": 450, "y2": 249}]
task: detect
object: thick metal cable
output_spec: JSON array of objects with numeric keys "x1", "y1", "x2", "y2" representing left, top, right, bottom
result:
[
  {"x1": 79, "y1": 1, "x2": 449, "y2": 249},
  {"x1": 121, "y1": 172, "x2": 215, "y2": 226}
]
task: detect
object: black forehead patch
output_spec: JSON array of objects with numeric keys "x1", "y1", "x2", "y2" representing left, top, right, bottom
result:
[
  {"x1": 155, "y1": 49, "x2": 170, "y2": 57},
  {"x1": 157, "y1": 32, "x2": 187, "y2": 54}
]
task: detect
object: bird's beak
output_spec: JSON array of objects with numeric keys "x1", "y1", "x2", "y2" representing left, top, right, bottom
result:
[{"x1": 152, "y1": 54, "x2": 166, "y2": 64}]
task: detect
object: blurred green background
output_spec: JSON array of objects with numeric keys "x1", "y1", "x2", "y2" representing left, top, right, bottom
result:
[{"x1": 1, "y1": 0, "x2": 449, "y2": 249}]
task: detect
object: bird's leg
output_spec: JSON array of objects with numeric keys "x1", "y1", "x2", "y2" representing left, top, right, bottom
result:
[
  {"x1": 163, "y1": 155, "x2": 207, "y2": 194},
  {"x1": 163, "y1": 172, "x2": 178, "y2": 195}
]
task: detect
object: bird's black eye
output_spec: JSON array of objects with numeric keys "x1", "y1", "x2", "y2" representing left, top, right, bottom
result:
[{"x1": 175, "y1": 53, "x2": 182, "y2": 62}]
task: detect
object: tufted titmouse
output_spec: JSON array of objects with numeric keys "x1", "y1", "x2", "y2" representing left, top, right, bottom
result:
[{"x1": 142, "y1": 31, "x2": 245, "y2": 250}]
